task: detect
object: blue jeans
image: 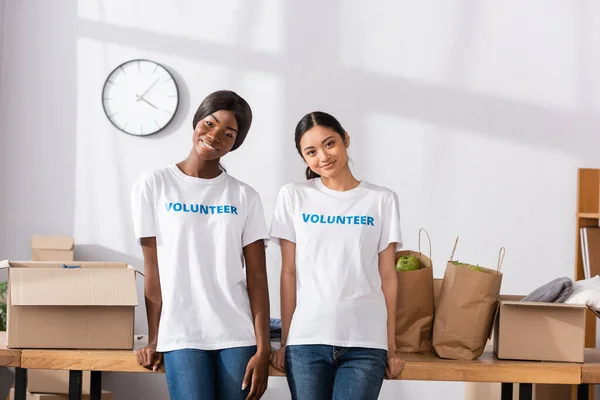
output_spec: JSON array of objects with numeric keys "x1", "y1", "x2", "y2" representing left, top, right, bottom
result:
[
  {"x1": 163, "y1": 346, "x2": 256, "y2": 400},
  {"x1": 285, "y1": 345, "x2": 387, "y2": 400}
]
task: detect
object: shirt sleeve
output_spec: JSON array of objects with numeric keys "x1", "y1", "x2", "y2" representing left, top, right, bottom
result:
[
  {"x1": 242, "y1": 191, "x2": 270, "y2": 247},
  {"x1": 378, "y1": 191, "x2": 403, "y2": 253},
  {"x1": 269, "y1": 186, "x2": 296, "y2": 245},
  {"x1": 131, "y1": 171, "x2": 157, "y2": 243}
]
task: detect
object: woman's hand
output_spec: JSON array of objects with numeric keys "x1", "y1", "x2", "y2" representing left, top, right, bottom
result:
[
  {"x1": 269, "y1": 345, "x2": 286, "y2": 372},
  {"x1": 242, "y1": 351, "x2": 269, "y2": 399},
  {"x1": 385, "y1": 353, "x2": 405, "y2": 379},
  {"x1": 136, "y1": 343, "x2": 163, "y2": 372}
]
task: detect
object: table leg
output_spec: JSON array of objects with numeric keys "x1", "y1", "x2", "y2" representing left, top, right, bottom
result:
[
  {"x1": 69, "y1": 370, "x2": 83, "y2": 400},
  {"x1": 14, "y1": 368, "x2": 27, "y2": 400},
  {"x1": 90, "y1": 371, "x2": 102, "y2": 400},
  {"x1": 578, "y1": 384, "x2": 590, "y2": 400},
  {"x1": 501, "y1": 383, "x2": 513, "y2": 400},
  {"x1": 519, "y1": 383, "x2": 533, "y2": 400}
]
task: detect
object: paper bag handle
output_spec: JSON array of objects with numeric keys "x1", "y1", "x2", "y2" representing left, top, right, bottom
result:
[
  {"x1": 449, "y1": 236, "x2": 459, "y2": 261},
  {"x1": 496, "y1": 247, "x2": 506, "y2": 273},
  {"x1": 449, "y1": 237, "x2": 505, "y2": 274},
  {"x1": 418, "y1": 228, "x2": 432, "y2": 261}
]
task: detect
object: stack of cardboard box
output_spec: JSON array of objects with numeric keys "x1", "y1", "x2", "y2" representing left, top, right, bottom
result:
[
  {"x1": 490, "y1": 296, "x2": 588, "y2": 400},
  {"x1": 458, "y1": 285, "x2": 592, "y2": 400},
  {"x1": 3, "y1": 235, "x2": 140, "y2": 399}
]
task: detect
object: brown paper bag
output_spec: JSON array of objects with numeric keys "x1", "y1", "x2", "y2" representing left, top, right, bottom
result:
[
  {"x1": 395, "y1": 228, "x2": 435, "y2": 353},
  {"x1": 432, "y1": 237, "x2": 505, "y2": 360}
]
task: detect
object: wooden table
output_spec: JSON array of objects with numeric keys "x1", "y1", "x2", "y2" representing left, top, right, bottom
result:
[
  {"x1": 0, "y1": 333, "x2": 23, "y2": 400},
  {"x1": 21, "y1": 348, "x2": 155, "y2": 374},
  {"x1": 577, "y1": 348, "x2": 600, "y2": 400},
  {"x1": 0, "y1": 344, "x2": 21, "y2": 369},
  {"x1": 15, "y1": 347, "x2": 593, "y2": 400},
  {"x1": 397, "y1": 351, "x2": 590, "y2": 400},
  {"x1": 19, "y1": 347, "x2": 284, "y2": 400},
  {"x1": 396, "y1": 351, "x2": 581, "y2": 384},
  {"x1": 19, "y1": 347, "x2": 156, "y2": 400},
  {"x1": 20, "y1": 347, "x2": 158, "y2": 400}
]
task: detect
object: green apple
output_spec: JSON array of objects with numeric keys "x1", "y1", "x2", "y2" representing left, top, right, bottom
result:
[
  {"x1": 452, "y1": 260, "x2": 484, "y2": 272},
  {"x1": 396, "y1": 255, "x2": 420, "y2": 271},
  {"x1": 467, "y1": 265, "x2": 484, "y2": 272}
]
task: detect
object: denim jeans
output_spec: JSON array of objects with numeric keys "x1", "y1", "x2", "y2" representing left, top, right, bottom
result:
[
  {"x1": 285, "y1": 345, "x2": 387, "y2": 400},
  {"x1": 163, "y1": 346, "x2": 256, "y2": 400}
]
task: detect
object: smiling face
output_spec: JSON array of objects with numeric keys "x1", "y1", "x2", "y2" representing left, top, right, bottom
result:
[
  {"x1": 299, "y1": 125, "x2": 350, "y2": 179},
  {"x1": 192, "y1": 110, "x2": 239, "y2": 160}
]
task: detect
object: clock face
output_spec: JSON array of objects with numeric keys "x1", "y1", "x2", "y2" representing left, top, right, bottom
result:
[{"x1": 102, "y1": 59, "x2": 179, "y2": 136}]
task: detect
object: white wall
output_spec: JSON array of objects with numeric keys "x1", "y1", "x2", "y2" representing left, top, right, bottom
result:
[
  {"x1": 1, "y1": 0, "x2": 600, "y2": 399},
  {"x1": 0, "y1": 0, "x2": 4, "y2": 100}
]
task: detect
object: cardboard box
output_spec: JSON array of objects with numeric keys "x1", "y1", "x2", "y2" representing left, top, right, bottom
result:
[
  {"x1": 467, "y1": 295, "x2": 576, "y2": 400},
  {"x1": 31, "y1": 236, "x2": 74, "y2": 262},
  {"x1": 2, "y1": 260, "x2": 138, "y2": 349},
  {"x1": 493, "y1": 295, "x2": 587, "y2": 363},
  {"x1": 28, "y1": 370, "x2": 90, "y2": 395},
  {"x1": 464, "y1": 383, "x2": 570, "y2": 400},
  {"x1": 532, "y1": 384, "x2": 571, "y2": 400},
  {"x1": 9, "y1": 388, "x2": 112, "y2": 400}
]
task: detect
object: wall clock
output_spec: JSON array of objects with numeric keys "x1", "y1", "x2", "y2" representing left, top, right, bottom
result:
[{"x1": 102, "y1": 59, "x2": 179, "y2": 136}]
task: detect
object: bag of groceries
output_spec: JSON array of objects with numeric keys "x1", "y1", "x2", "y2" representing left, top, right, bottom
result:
[
  {"x1": 432, "y1": 237, "x2": 505, "y2": 360},
  {"x1": 395, "y1": 228, "x2": 435, "y2": 353}
]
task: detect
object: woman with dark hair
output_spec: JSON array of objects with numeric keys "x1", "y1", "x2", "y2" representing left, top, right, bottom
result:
[
  {"x1": 132, "y1": 90, "x2": 270, "y2": 400},
  {"x1": 269, "y1": 111, "x2": 404, "y2": 399}
]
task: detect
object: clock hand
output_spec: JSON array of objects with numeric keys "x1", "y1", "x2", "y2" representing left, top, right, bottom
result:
[
  {"x1": 136, "y1": 77, "x2": 160, "y2": 101},
  {"x1": 136, "y1": 94, "x2": 158, "y2": 109}
]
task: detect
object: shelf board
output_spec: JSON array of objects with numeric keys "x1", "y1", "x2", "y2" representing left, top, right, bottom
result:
[{"x1": 577, "y1": 212, "x2": 600, "y2": 219}]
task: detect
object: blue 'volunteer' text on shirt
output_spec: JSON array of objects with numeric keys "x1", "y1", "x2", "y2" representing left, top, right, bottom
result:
[
  {"x1": 165, "y1": 202, "x2": 238, "y2": 215},
  {"x1": 302, "y1": 213, "x2": 375, "y2": 226}
]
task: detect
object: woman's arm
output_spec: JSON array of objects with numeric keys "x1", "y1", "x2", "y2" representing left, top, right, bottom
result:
[
  {"x1": 279, "y1": 239, "x2": 297, "y2": 347},
  {"x1": 379, "y1": 242, "x2": 404, "y2": 378},
  {"x1": 136, "y1": 237, "x2": 163, "y2": 371},
  {"x1": 242, "y1": 239, "x2": 270, "y2": 399},
  {"x1": 379, "y1": 243, "x2": 398, "y2": 354},
  {"x1": 244, "y1": 240, "x2": 271, "y2": 356},
  {"x1": 270, "y1": 239, "x2": 297, "y2": 372}
]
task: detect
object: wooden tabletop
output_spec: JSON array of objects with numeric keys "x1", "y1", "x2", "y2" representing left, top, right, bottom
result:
[
  {"x1": 18, "y1": 337, "x2": 285, "y2": 374},
  {"x1": 393, "y1": 350, "x2": 581, "y2": 384},
  {"x1": 21, "y1": 348, "x2": 153, "y2": 373},
  {"x1": 0, "y1": 332, "x2": 21, "y2": 367},
  {"x1": 274, "y1": 350, "x2": 583, "y2": 384},
  {"x1": 8, "y1": 335, "x2": 588, "y2": 385},
  {"x1": 21, "y1": 348, "x2": 285, "y2": 375},
  {"x1": 18, "y1": 345, "x2": 582, "y2": 385},
  {"x1": 581, "y1": 348, "x2": 600, "y2": 383}
]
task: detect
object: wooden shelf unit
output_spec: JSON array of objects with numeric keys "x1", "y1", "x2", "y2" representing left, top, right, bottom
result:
[
  {"x1": 578, "y1": 212, "x2": 600, "y2": 219},
  {"x1": 574, "y1": 168, "x2": 600, "y2": 400},
  {"x1": 575, "y1": 168, "x2": 600, "y2": 346}
]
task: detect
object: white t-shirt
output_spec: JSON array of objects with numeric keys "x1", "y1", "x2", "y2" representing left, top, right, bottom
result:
[
  {"x1": 270, "y1": 178, "x2": 402, "y2": 351},
  {"x1": 131, "y1": 164, "x2": 269, "y2": 352}
]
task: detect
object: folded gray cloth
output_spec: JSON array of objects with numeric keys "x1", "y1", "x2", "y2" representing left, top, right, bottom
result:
[{"x1": 521, "y1": 277, "x2": 573, "y2": 303}]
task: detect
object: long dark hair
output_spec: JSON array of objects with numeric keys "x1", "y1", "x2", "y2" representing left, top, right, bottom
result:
[
  {"x1": 192, "y1": 90, "x2": 252, "y2": 152},
  {"x1": 294, "y1": 111, "x2": 348, "y2": 180}
]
